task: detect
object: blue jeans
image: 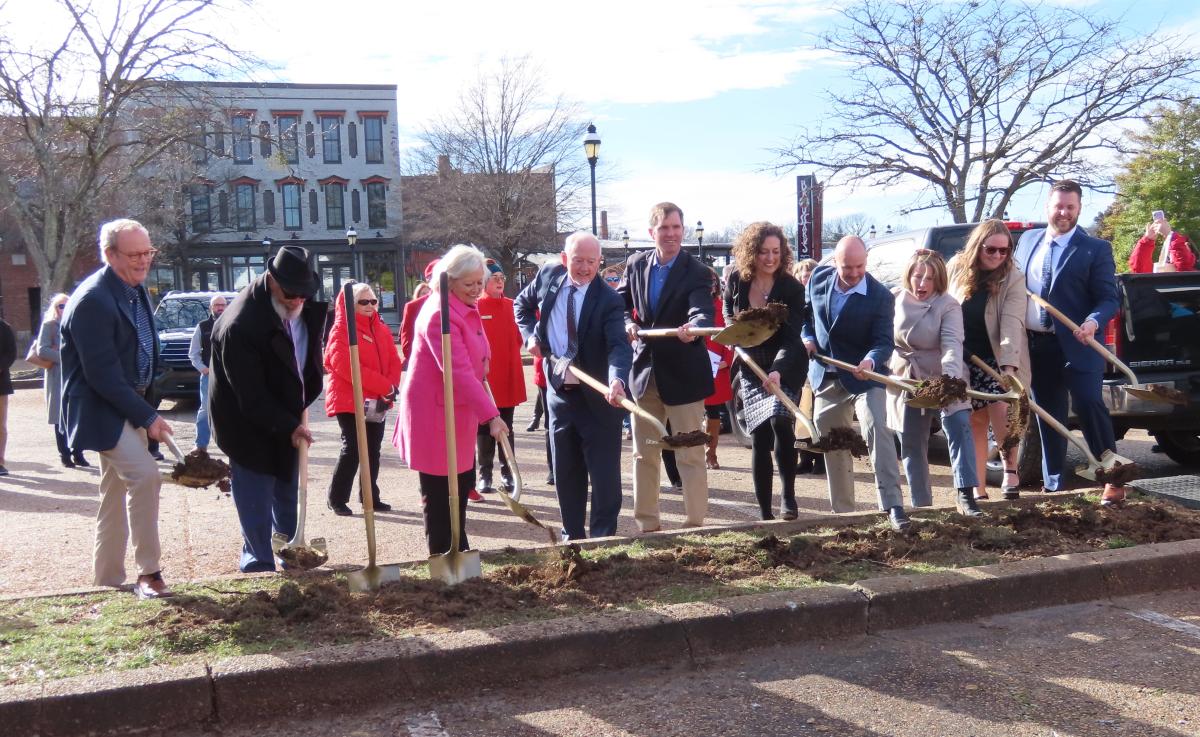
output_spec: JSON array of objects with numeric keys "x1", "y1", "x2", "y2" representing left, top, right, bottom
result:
[
  {"x1": 195, "y1": 372, "x2": 210, "y2": 449},
  {"x1": 230, "y1": 459, "x2": 297, "y2": 572},
  {"x1": 900, "y1": 407, "x2": 978, "y2": 507}
]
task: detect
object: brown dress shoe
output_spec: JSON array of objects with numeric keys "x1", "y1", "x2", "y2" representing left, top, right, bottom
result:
[
  {"x1": 1101, "y1": 484, "x2": 1126, "y2": 506},
  {"x1": 134, "y1": 572, "x2": 174, "y2": 600}
]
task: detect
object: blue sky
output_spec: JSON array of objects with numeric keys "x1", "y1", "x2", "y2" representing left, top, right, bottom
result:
[{"x1": 13, "y1": 0, "x2": 1198, "y2": 244}]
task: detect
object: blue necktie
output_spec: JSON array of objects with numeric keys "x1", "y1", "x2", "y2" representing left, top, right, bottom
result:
[
  {"x1": 1038, "y1": 239, "x2": 1056, "y2": 330},
  {"x1": 131, "y1": 290, "x2": 154, "y2": 387},
  {"x1": 565, "y1": 286, "x2": 578, "y2": 360}
]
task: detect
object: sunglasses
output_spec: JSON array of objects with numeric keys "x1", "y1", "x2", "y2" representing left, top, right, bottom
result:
[
  {"x1": 983, "y1": 246, "x2": 1011, "y2": 256},
  {"x1": 280, "y1": 289, "x2": 305, "y2": 300},
  {"x1": 603, "y1": 276, "x2": 620, "y2": 283},
  {"x1": 356, "y1": 299, "x2": 378, "y2": 306}
]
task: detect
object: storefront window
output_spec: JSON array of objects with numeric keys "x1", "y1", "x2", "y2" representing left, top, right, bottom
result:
[
  {"x1": 229, "y1": 255, "x2": 266, "y2": 289},
  {"x1": 145, "y1": 265, "x2": 178, "y2": 304},
  {"x1": 362, "y1": 250, "x2": 400, "y2": 327}
]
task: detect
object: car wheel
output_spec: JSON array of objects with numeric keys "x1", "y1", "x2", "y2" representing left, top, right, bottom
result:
[
  {"x1": 727, "y1": 391, "x2": 752, "y2": 449},
  {"x1": 1152, "y1": 431, "x2": 1200, "y2": 466}
]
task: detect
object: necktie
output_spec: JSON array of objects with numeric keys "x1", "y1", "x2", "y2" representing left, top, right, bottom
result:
[
  {"x1": 131, "y1": 290, "x2": 153, "y2": 387},
  {"x1": 1038, "y1": 238, "x2": 1056, "y2": 330},
  {"x1": 565, "y1": 286, "x2": 578, "y2": 360}
]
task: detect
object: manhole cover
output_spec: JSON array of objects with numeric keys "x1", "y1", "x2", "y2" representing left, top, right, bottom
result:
[{"x1": 1129, "y1": 475, "x2": 1200, "y2": 510}]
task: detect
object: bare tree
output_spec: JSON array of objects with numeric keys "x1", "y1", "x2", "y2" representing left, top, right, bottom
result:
[
  {"x1": 822, "y1": 213, "x2": 876, "y2": 246},
  {"x1": 771, "y1": 0, "x2": 1197, "y2": 223},
  {"x1": 403, "y1": 58, "x2": 591, "y2": 279},
  {"x1": 0, "y1": 0, "x2": 255, "y2": 294}
]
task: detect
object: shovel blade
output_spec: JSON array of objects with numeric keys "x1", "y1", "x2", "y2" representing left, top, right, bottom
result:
[
  {"x1": 1122, "y1": 387, "x2": 1178, "y2": 405},
  {"x1": 1075, "y1": 463, "x2": 1100, "y2": 481},
  {"x1": 428, "y1": 549, "x2": 483, "y2": 585},
  {"x1": 345, "y1": 563, "x2": 404, "y2": 592},
  {"x1": 713, "y1": 320, "x2": 775, "y2": 347},
  {"x1": 270, "y1": 531, "x2": 288, "y2": 555},
  {"x1": 795, "y1": 439, "x2": 827, "y2": 454},
  {"x1": 309, "y1": 537, "x2": 328, "y2": 554}
]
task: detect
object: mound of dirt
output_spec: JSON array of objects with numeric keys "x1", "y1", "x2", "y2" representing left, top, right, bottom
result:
[
  {"x1": 277, "y1": 546, "x2": 329, "y2": 570},
  {"x1": 1003, "y1": 395, "x2": 1031, "y2": 452},
  {"x1": 147, "y1": 497, "x2": 1200, "y2": 653},
  {"x1": 663, "y1": 430, "x2": 711, "y2": 448},
  {"x1": 911, "y1": 375, "x2": 968, "y2": 406},
  {"x1": 170, "y1": 448, "x2": 231, "y2": 490},
  {"x1": 1149, "y1": 385, "x2": 1188, "y2": 405},
  {"x1": 734, "y1": 302, "x2": 789, "y2": 329}
]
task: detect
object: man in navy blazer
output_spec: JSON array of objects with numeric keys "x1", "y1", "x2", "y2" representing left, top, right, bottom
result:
[
  {"x1": 60, "y1": 219, "x2": 176, "y2": 599},
  {"x1": 802, "y1": 236, "x2": 907, "y2": 529},
  {"x1": 1015, "y1": 180, "x2": 1122, "y2": 502},
  {"x1": 515, "y1": 233, "x2": 631, "y2": 540},
  {"x1": 617, "y1": 202, "x2": 714, "y2": 532}
]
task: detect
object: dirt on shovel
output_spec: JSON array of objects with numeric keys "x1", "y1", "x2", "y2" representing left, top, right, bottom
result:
[
  {"x1": 911, "y1": 375, "x2": 968, "y2": 406},
  {"x1": 734, "y1": 302, "x2": 790, "y2": 329},
  {"x1": 809, "y1": 427, "x2": 869, "y2": 457},
  {"x1": 170, "y1": 448, "x2": 231, "y2": 492}
]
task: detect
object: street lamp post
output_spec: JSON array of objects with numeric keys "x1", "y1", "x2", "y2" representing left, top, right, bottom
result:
[
  {"x1": 696, "y1": 221, "x2": 705, "y2": 263},
  {"x1": 622, "y1": 229, "x2": 629, "y2": 255},
  {"x1": 346, "y1": 226, "x2": 358, "y2": 281},
  {"x1": 583, "y1": 123, "x2": 600, "y2": 236}
]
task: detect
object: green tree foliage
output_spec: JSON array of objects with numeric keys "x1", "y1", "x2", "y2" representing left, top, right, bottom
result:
[{"x1": 1098, "y1": 103, "x2": 1200, "y2": 271}]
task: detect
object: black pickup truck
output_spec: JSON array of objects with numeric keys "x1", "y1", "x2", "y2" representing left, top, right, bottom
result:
[{"x1": 730, "y1": 223, "x2": 1200, "y2": 479}]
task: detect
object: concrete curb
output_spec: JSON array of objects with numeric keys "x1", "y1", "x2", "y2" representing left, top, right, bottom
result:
[{"x1": 6, "y1": 535, "x2": 1199, "y2": 735}]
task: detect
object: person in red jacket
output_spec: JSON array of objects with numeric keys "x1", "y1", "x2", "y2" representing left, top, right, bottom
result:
[
  {"x1": 323, "y1": 282, "x2": 402, "y2": 515},
  {"x1": 1129, "y1": 219, "x2": 1196, "y2": 273},
  {"x1": 399, "y1": 260, "x2": 438, "y2": 371},
  {"x1": 475, "y1": 259, "x2": 528, "y2": 495},
  {"x1": 704, "y1": 269, "x2": 733, "y2": 469}
]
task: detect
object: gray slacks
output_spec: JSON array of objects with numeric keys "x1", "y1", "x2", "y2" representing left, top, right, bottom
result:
[{"x1": 813, "y1": 377, "x2": 902, "y2": 513}]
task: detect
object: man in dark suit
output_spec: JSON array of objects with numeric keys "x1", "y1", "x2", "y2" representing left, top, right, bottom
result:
[
  {"x1": 1015, "y1": 180, "x2": 1122, "y2": 503},
  {"x1": 802, "y1": 236, "x2": 907, "y2": 529},
  {"x1": 617, "y1": 202, "x2": 714, "y2": 532},
  {"x1": 210, "y1": 246, "x2": 326, "y2": 572},
  {"x1": 60, "y1": 218, "x2": 175, "y2": 598},
  {"x1": 515, "y1": 233, "x2": 632, "y2": 540}
]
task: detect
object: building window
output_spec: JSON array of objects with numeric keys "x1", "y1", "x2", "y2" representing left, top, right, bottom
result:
[
  {"x1": 321, "y1": 116, "x2": 341, "y2": 163},
  {"x1": 213, "y1": 125, "x2": 225, "y2": 157},
  {"x1": 232, "y1": 115, "x2": 252, "y2": 163},
  {"x1": 229, "y1": 255, "x2": 266, "y2": 290},
  {"x1": 364, "y1": 117, "x2": 384, "y2": 163},
  {"x1": 367, "y1": 182, "x2": 387, "y2": 228},
  {"x1": 235, "y1": 184, "x2": 256, "y2": 230},
  {"x1": 192, "y1": 124, "x2": 208, "y2": 165},
  {"x1": 282, "y1": 183, "x2": 301, "y2": 229},
  {"x1": 259, "y1": 121, "x2": 272, "y2": 158},
  {"x1": 347, "y1": 121, "x2": 358, "y2": 159},
  {"x1": 217, "y1": 191, "x2": 229, "y2": 226},
  {"x1": 351, "y1": 189, "x2": 361, "y2": 222},
  {"x1": 190, "y1": 186, "x2": 211, "y2": 234},
  {"x1": 305, "y1": 122, "x2": 315, "y2": 158},
  {"x1": 278, "y1": 115, "x2": 299, "y2": 164},
  {"x1": 325, "y1": 183, "x2": 345, "y2": 229},
  {"x1": 308, "y1": 189, "x2": 318, "y2": 224},
  {"x1": 263, "y1": 189, "x2": 275, "y2": 225}
]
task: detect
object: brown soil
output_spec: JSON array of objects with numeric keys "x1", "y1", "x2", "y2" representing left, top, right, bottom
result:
[
  {"x1": 811, "y1": 427, "x2": 869, "y2": 457},
  {"x1": 663, "y1": 430, "x2": 711, "y2": 448},
  {"x1": 1148, "y1": 385, "x2": 1189, "y2": 405},
  {"x1": 146, "y1": 496, "x2": 1200, "y2": 654},
  {"x1": 1094, "y1": 461, "x2": 1140, "y2": 486},
  {"x1": 734, "y1": 302, "x2": 789, "y2": 329},
  {"x1": 1002, "y1": 395, "x2": 1031, "y2": 452},
  {"x1": 911, "y1": 375, "x2": 968, "y2": 406},
  {"x1": 171, "y1": 448, "x2": 231, "y2": 489},
  {"x1": 277, "y1": 546, "x2": 329, "y2": 570}
]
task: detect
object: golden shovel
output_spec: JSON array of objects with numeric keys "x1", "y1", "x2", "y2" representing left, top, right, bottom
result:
[
  {"x1": 1028, "y1": 291, "x2": 1185, "y2": 406},
  {"x1": 733, "y1": 347, "x2": 824, "y2": 453},
  {"x1": 271, "y1": 410, "x2": 328, "y2": 570},
  {"x1": 568, "y1": 365, "x2": 710, "y2": 448},
  {"x1": 636, "y1": 303, "x2": 786, "y2": 347},
  {"x1": 484, "y1": 382, "x2": 558, "y2": 545}
]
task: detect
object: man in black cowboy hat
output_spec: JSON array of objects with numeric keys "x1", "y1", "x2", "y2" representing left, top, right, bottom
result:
[{"x1": 210, "y1": 245, "x2": 327, "y2": 572}]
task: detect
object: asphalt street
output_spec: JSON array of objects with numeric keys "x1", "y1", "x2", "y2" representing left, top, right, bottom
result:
[{"x1": 170, "y1": 588, "x2": 1200, "y2": 737}]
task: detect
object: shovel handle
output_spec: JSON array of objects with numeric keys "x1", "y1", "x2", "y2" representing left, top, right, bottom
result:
[
  {"x1": 290, "y1": 409, "x2": 310, "y2": 545},
  {"x1": 1027, "y1": 291, "x2": 1140, "y2": 386},
  {"x1": 440, "y1": 273, "x2": 464, "y2": 557},
  {"x1": 484, "y1": 381, "x2": 524, "y2": 503},
  {"x1": 815, "y1": 353, "x2": 917, "y2": 392},
  {"x1": 162, "y1": 434, "x2": 186, "y2": 464},
  {"x1": 733, "y1": 347, "x2": 821, "y2": 441},
  {"x1": 567, "y1": 365, "x2": 671, "y2": 439},
  {"x1": 637, "y1": 327, "x2": 721, "y2": 339},
  {"x1": 345, "y1": 282, "x2": 378, "y2": 567}
]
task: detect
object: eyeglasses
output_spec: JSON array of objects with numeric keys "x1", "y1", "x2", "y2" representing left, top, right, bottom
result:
[
  {"x1": 280, "y1": 289, "x2": 305, "y2": 301},
  {"x1": 115, "y1": 248, "x2": 158, "y2": 262},
  {"x1": 356, "y1": 299, "x2": 378, "y2": 306},
  {"x1": 55, "y1": 304, "x2": 66, "y2": 310},
  {"x1": 983, "y1": 246, "x2": 1010, "y2": 257}
]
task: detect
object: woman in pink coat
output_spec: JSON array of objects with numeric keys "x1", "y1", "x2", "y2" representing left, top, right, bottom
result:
[{"x1": 394, "y1": 245, "x2": 506, "y2": 555}]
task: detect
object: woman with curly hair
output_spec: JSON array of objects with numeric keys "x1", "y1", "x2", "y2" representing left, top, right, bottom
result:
[
  {"x1": 723, "y1": 222, "x2": 808, "y2": 520},
  {"x1": 947, "y1": 219, "x2": 1031, "y2": 501}
]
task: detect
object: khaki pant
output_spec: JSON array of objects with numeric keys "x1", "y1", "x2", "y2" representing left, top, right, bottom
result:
[
  {"x1": 793, "y1": 381, "x2": 814, "y2": 440},
  {"x1": 94, "y1": 422, "x2": 162, "y2": 586},
  {"x1": 632, "y1": 376, "x2": 708, "y2": 531}
]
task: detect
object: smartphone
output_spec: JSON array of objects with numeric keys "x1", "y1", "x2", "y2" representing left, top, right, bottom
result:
[{"x1": 1152, "y1": 210, "x2": 1165, "y2": 221}]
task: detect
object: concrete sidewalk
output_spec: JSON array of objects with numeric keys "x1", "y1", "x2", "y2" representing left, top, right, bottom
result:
[{"x1": 0, "y1": 364, "x2": 1186, "y2": 596}]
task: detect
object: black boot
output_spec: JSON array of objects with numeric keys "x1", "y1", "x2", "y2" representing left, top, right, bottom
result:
[
  {"x1": 60, "y1": 454, "x2": 76, "y2": 468},
  {"x1": 475, "y1": 435, "x2": 496, "y2": 493},
  {"x1": 956, "y1": 487, "x2": 984, "y2": 517},
  {"x1": 71, "y1": 452, "x2": 90, "y2": 468}
]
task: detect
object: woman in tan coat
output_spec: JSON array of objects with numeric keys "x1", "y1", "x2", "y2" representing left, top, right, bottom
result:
[
  {"x1": 887, "y1": 250, "x2": 981, "y2": 517},
  {"x1": 947, "y1": 220, "x2": 1031, "y2": 501}
]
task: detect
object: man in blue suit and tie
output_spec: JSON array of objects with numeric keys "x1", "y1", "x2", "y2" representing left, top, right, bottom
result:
[
  {"x1": 1015, "y1": 180, "x2": 1123, "y2": 504},
  {"x1": 515, "y1": 232, "x2": 632, "y2": 540},
  {"x1": 60, "y1": 219, "x2": 176, "y2": 599},
  {"x1": 802, "y1": 236, "x2": 908, "y2": 529}
]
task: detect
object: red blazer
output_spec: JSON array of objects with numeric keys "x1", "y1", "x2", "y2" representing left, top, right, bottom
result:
[
  {"x1": 399, "y1": 294, "x2": 429, "y2": 372},
  {"x1": 478, "y1": 294, "x2": 527, "y2": 408},
  {"x1": 705, "y1": 297, "x2": 733, "y2": 406},
  {"x1": 323, "y1": 290, "x2": 402, "y2": 416},
  {"x1": 1129, "y1": 231, "x2": 1196, "y2": 273}
]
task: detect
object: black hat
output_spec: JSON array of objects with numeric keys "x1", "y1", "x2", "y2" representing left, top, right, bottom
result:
[{"x1": 267, "y1": 245, "x2": 318, "y2": 298}]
